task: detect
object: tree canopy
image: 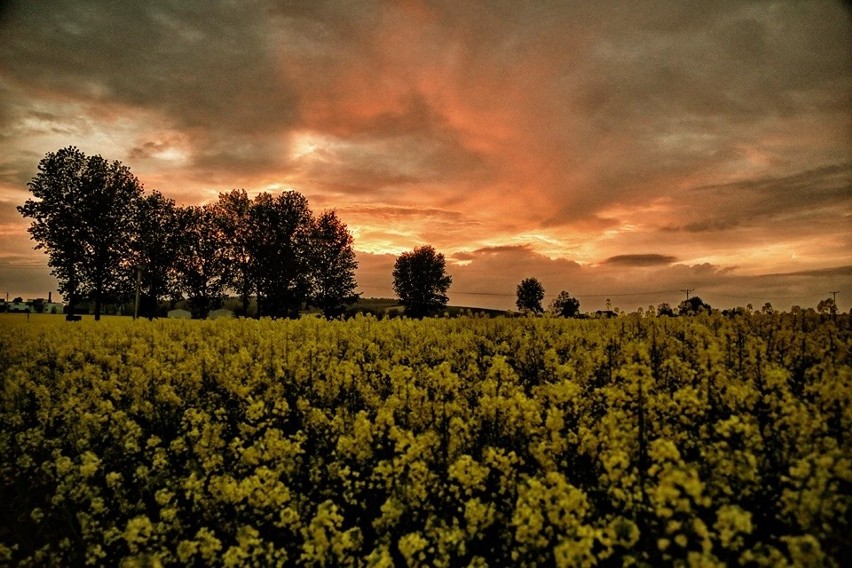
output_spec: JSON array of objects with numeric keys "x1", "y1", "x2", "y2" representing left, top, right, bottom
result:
[
  {"x1": 131, "y1": 191, "x2": 180, "y2": 319},
  {"x1": 249, "y1": 191, "x2": 314, "y2": 318},
  {"x1": 18, "y1": 147, "x2": 144, "y2": 320},
  {"x1": 657, "y1": 302, "x2": 676, "y2": 317},
  {"x1": 308, "y1": 210, "x2": 359, "y2": 318},
  {"x1": 172, "y1": 205, "x2": 232, "y2": 319},
  {"x1": 816, "y1": 297, "x2": 837, "y2": 316},
  {"x1": 392, "y1": 245, "x2": 452, "y2": 318},
  {"x1": 516, "y1": 277, "x2": 545, "y2": 314},
  {"x1": 213, "y1": 189, "x2": 255, "y2": 317},
  {"x1": 549, "y1": 290, "x2": 581, "y2": 317},
  {"x1": 18, "y1": 148, "x2": 360, "y2": 319},
  {"x1": 678, "y1": 296, "x2": 711, "y2": 316}
]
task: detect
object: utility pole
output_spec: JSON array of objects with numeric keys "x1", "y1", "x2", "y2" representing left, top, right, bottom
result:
[
  {"x1": 681, "y1": 288, "x2": 694, "y2": 301},
  {"x1": 827, "y1": 291, "x2": 840, "y2": 320}
]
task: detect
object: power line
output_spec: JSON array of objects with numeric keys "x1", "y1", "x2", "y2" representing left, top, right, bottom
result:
[
  {"x1": 706, "y1": 291, "x2": 816, "y2": 301},
  {"x1": 359, "y1": 286, "x2": 686, "y2": 299},
  {"x1": 553, "y1": 290, "x2": 684, "y2": 298},
  {"x1": 359, "y1": 285, "x2": 834, "y2": 306}
]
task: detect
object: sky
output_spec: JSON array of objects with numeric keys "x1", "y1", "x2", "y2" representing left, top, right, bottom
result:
[{"x1": 0, "y1": 0, "x2": 850, "y2": 312}]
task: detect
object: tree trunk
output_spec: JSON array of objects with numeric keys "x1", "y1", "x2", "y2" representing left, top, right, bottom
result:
[
  {"x1": 256, "y1": 285, "x2": 263, "y2": 319},
  {"x1": 94, "y1": 279, "x2": 102, "y2": 321},
  {"x1": 241, "y1": 280, "x2": 250, "y2": 318}
]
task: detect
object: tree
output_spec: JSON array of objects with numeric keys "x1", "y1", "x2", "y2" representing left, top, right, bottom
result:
[
  {"x1": 308, "y1": 210, "x2": 359, "y2": 318},
  {"x1": 18, "y1": 147, "x2": 144, "y2": 320},
  {"x1": 816, "y1": 297, "x2": 837, "y2": 317},
  {"x1": 678, "y1": 296, "x2": 711, "y2": 316},
  {"x1": 393, "y1": 245, "x2": 452, "y2": 318},
  {"x1": 172, "y1": 205, "x2": 231, "y2": 319},
  {"x1": 250, "y1": 191, "x2": 313, "y2": 318},
  {"x1": 657, "y1": 302, "x2": 675, "y2": 317},
  {"x1": 549, "y1": 290, "x2": 580, "y2": 317},
  {"x1": 516, "y1": 277, "x2": 545, "y2": 314},
  {"x1": 130, "y1": 191, "x2": 180, "y2": 318},
  {"x1": 213, "y1": 189, "x2": 255, "y2": 317}
]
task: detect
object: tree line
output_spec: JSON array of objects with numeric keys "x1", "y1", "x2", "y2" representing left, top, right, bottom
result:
[
  {"x1": 18, "y1": 147, "x2": 358, "y2": 320},
  {"x1": 19, "y1": 148, "x2": 838, "y2": 322},
  {"x1": 514, "y1": 277, "x2": 718, "y2": 318},
  {"x1": 513, "y1": 277, "x2": 844, "y2": 319}
]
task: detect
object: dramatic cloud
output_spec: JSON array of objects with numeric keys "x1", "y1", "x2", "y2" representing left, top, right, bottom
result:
[
  {"x1": 662, "y1": 164, "x2": 851, "y2": 232},
  {"x1": 1, "y1": 0, "x2": 849, "y2": 310},
  {"x1": 429, "y1": 246, "x2": 849, "y2": 312},
  {"x1": 602, "y1": 254, "x2": 678, "y2": 267}
]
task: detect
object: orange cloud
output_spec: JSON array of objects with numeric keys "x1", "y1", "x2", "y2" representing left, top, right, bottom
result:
[{"x1": 1, "y1": 1, "x2": 850, "y2": 309}]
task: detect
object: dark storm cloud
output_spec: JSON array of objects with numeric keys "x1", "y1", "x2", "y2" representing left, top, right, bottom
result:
[
  {"x1": 343, "y1": 206, "x2": 464, "y2": 221},
  {"x1": 472, "y1": 244, "x2": 537, "y2": 255},
  {"x1": 439, "y1": 245, "x2": 849, "y2": 312},
  {"x1": 0, "y1": 0, "x2": 298, "y2": 174},
  {"x1": 3, "y1": 1, "x2": 297, "y2": 131},
  {"x1": 757, "y1": 265, "x2": 852, "y2": 279},
  {"x1": 451, "y1": 246, "x2": 584, "y2": 293},
  {"x1": 538, "y1": 1, "x2": 852, "y2": 221},
  {"x1": 452, "y1": 252, "x2": 475, "y2": 262},
  {"x1": 1, "y1": 0, "x2": 849, "y2": 307},
  {"x1": 702, "y1": 164, "x2": 850, "y2": 211},
  {"x1": 603, "y1": 254, "x2": 677, "y2": 267},
  {"x1": 2, "y1": 0, "x2": 848, "y2": 198},
  {"x1": 130, "y1": 140, "x2": 177, "y2": 161},
  {"x1": 291, "y1": 127, "x2": 490, "y2": 196},
  {"x1": 663, "y1": 163, "x2": 852, "y2": 232}
]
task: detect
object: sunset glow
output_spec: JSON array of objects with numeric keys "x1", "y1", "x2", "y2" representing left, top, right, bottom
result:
[{"x1": 0, "y1": 1, "x2": 849, "y2": 311}]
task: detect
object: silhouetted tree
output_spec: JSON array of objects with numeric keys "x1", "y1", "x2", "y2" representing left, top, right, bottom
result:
[
  {"x1": 678, "y1": 296, "x2": 711, "y2": 316},
  {"x1": 549, "y1": 290, "x2": 581, "y2": 317},
  {"x1": 214, "y1": 189, "x2": 255, "y2": 317},
  {"x1": 250, "y1": 191, "x2": 313, "y2": 318},
  {"x1": 516, "y1": 277, "x2": 545, "y2": 314},
  {"x1": 18, "y1": 147, "x2": 144, "y2": 320},
  {"x1": 393, "y1": 245, "x2": 452, "y2": 318},
  {"x1": 816, "y1": 297, "x2": 837, "y2": 316},
  {"x1": 130, "y1": 190, "x2": 180, "y2": 318},
  {"x1": 657, "y1": 302, "x2": 675, "y2": 317},
  {"x1": 308, "y1": 210, "x2": 359, "y2": 318},
  {"x1": 172, "y1": 205, "x2": 231, "y2": 319}
]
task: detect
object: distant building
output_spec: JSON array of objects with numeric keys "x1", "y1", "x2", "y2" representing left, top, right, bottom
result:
[
  {"x1": 29, "y1": 298, "x2": 59, "y2": 313},
  {"x1": 8, "y1": 302, "x2": 30, "y2": 313},
  {"x1": 43, "y1": 302, "x2": 64, "y2": 314},
  {"x1": 0, "y1": 293, "x2": 67, "y2": 314}
]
